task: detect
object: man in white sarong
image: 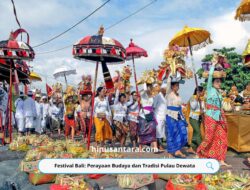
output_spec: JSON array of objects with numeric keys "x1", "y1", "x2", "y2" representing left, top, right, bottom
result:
[
  {"x1": 40, "y1": 96, "x2": 49, "y2": 133},
  {"x1": 34, "y1": 94, "x2": 42, "y2": 134},
  {"x1": 24, "y1": 91, "x2": 37, "y2": 135},
  {"x1": 153, "y1": 83, "x2": 167, "y2": 150},
  {"x1": 14, "y1": 92, "x2": 25, "y2": 135}
]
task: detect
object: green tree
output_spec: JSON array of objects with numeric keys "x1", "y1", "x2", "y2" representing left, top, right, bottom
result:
[{"x1": 197, "y1": 47, "x2": 250, "y2": 92}]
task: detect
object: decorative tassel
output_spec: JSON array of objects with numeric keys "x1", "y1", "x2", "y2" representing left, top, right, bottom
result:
[
  {"x1": 101, "y1": 62, "x2": 114, "y2": 90},
  {"x1": 110, "y1": 47, "x2": 116, "y2": 55},
  {"x1": 14, "y1": 70, "x2": 19, "y2": 84},
  {"x1": 96, "y1": 48, "x2": 101, "y2": 55}
]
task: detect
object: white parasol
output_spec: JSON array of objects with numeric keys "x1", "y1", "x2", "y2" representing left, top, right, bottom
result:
[{"x1": 53, "y1": 66, "x2": 76, "y2": 86}]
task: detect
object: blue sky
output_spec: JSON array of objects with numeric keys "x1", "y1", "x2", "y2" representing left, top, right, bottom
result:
[{"x1": 0, "y1": 0, "x2": 249, "y2": 101}]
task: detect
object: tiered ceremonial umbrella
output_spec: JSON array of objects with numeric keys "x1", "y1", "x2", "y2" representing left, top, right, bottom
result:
[
  {"x1": 73, "y1": 26, "x2": 126, "y2": 148},
  {"x1": 169, "y1": 25, "x2": 212, "y2": 88},
  {"x1": 235, "y1": 0, "x2": 250, "y2": 21},
  {"x1": 0, "y1": 28, "x2": 35, "y2": 143},
  {"x1": 126, "y1": 39, "x2": 148, "y2": 104},
  {"x1": 53, "y1": 66, "x2": 76, "y2": 86}
]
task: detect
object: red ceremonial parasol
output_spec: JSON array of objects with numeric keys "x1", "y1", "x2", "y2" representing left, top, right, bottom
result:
[
  {"x1": 126, "y1": 39, "x2": 148, "y2": 107},
  {"x1": 0, "y1": 28, "x2": 34, "y2": 144},
  {"x1": 73, "y1": 26, "x2": 125, "y2": 149}
]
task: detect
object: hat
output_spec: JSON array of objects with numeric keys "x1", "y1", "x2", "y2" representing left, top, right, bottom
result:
[
  {"x1": 41, "y1": 96, "x2": 47, "y2": 100},
  {"x1": 27, "y1": 91, "x2": 33, "y2": 96},
  {"x1": 19, "y1": 91, "x2": 24, "y2": 97}
]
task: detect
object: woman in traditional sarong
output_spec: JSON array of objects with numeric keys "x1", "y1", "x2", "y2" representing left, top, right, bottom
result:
[
  {"x1": 113, "y1": 89, "x2": 128, "y2": 146},
  {"x1": 127, "y1": 91, "x2": 139, "y2": 148},
  {"x1": 64, "y1": 96, "x2": 76, "y2": 140},
  {"x1": 77, "y1": 93, "x2": 91, "y2": 142},
  {"x1": 197, "y1": 61, "x2": 230, "y2": 167},
  {"x1": 94, "y1": 87, "x2": 112, "y2": 147},
  {"x1": 189, "y1": 86, "x2": 205, "y2": 150},
  {"x1": 165, "y1": 77, "x2": 188, "y2": 158},
  {"x1": 138, "y1": 83, "x2": 157, "y2": 151}
]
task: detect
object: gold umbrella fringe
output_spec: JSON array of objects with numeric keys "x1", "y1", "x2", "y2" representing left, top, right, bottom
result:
[
  {"x1": 236, "y1": 14, "x2": 250, "y2": 21},
  {"x1": 191, "y1": 37, "x2": 213, "y2": 51}
]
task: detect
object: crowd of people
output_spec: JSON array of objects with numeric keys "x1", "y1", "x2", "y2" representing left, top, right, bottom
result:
[{"x1": 1, "y1": 61, "x2": 246, "y2": 167}]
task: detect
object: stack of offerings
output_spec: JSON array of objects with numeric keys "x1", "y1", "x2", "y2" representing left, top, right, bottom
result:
[
  {"x1": 202, "y1": 53, "x2": 230, "y2": 79},
  {"x1": 52, "y1": 175, "x2": 93, "y2": 190},
  {"x1": 9, "y1": 136, "x2": 29, "y2": 151}
]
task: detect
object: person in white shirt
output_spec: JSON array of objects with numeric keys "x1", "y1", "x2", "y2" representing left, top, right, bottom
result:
[
  {"x1": 113, "y1": 89, "x2": 128, "y2": 146},
  {"x1": 23, "y1": 91, "x2": 37, "y2": 135},
  {"x1": 153, "y1": 83, "x2": 167, "y2": 150},
  {"x1": 15, "y1": 92, "x2": 25, "y2": 135},
  {"x1": 49, "y1": 99, "x2": 61, "y2": 135},
  {"x1": 138, "y1": 83, "x2": 157, "y2": 151},
  {"x1": 41, "y1": 96, "x2": 49, "y2": 133},
  {"x1": 0, "y1": 86, "x2": 8, "y2": 137},
  {"x1": 34, "y1": 94, "x2": 42, "y2": 134},
  {"x1": 93, "y1": 87, "x2": 112, "y2": 147}
]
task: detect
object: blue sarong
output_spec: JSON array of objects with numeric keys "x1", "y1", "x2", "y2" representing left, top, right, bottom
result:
[{"x1": 165, "y1": 106, "x2": 188, "y2": 153}]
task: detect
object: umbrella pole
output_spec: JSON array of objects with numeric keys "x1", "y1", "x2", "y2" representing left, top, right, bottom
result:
[
  {"x1": 132, "y1": 56, "x2": 140, "y2": 109},
  {"x1": 87, "y1": 62, "x2": 99, "y2": 149},
  {"x1": 9, "y1": 63, "x2": 13, "y2": 143},
  {"x1": 188, "y1": 37, "x2": 204, "y2": 122},
  {"x1": 64, "y1": 73, "x2": 68, "y2": 86}
]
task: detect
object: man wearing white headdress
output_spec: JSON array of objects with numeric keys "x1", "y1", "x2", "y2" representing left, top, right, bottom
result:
[
  {"x1": 24, "y1": 91, "x2": 37, "y2": 135},
  {"x1": 153, "y1": 82, "x2": 167, "y2": 150},
  {"x1": 34, "y1": 94, "x2": 42, "y2": 134}
]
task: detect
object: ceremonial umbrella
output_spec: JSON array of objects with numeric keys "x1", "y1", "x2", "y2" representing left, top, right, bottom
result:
[
  {"x1": 169, "y1": 26, "x2": 212, "y2": 125},
  {"x1": 29, "y1": 71, "x2": 42, "y2": 82},
  {"x1": 126, "y1": 39, "x2": 148, "y2": 106},
  {"x1": 235, "y1": 0, "x2": 250, "y2": 21},
  {"x1": 53, "y1": 66, "x2": 76, "y2": 86},
  {"x1": 73, "y1": 26, "x2": 126, "y2": 149},
  {"x1": 169, "y1": 25, "x2": 212, "y2": 88},
  {"x1": 0, "y1": 28, "x2": 35, "y2": 143}
]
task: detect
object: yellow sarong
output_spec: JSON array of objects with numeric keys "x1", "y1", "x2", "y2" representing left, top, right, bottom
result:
[{"x1": 94, "y1": 117, "x2": 112, "y2": 142}]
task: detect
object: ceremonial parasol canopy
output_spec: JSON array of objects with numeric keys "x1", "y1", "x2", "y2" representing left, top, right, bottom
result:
[
  {"x1": 29, "y1": 71, "x2": 42, "y2": 82},
  {"x1": 53, "y1": 66, "x2": 76, "y2": 86},
  {"x1": 235, "y1": 0, "x2": 250, "y2": 21},
  {"x1": 169, "y1": 25, "x2": 212, "y2": 50},
  {"x1": 125, "y1": 39, "x2": 148, "y2": 107},
  {"x1": 0, "y1": 29, "x2": 35, "y2": 61},
  {"x1": 126, "y1": 39, "x2": 148, "y2": 60},
  {"x1": 73, "y1": 26, "x2": 126, "y2": 64}
]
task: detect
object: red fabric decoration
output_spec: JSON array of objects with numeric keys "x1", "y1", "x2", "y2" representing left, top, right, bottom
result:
[
  {"x1": 46, "y1": 84, "x2": 53, "y2": 97},
  {"x1": 7, "y1": 40, "x2": 19, "y2": 49},
  {"x1": 22, "y1": 50, "x2": 27, "y2": 57},
  {"x1": 110, "y1": 47, "x2": 116, "y2": 55},
  {"x1": 79, "y1": 48, "x2": 83, "y2": 54},
  {"x1": 96, "y1": 48, "x2": 101, "y2": 55},
  {"x1": 7, "y1": 50, "x2": 12, "y2": 56},
  {"x1": 165, "y1": 180, "x2": 175, "y2": 190},
  {"x1": 87, "y1": 174, "x2": 105, "y2": 179}
]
